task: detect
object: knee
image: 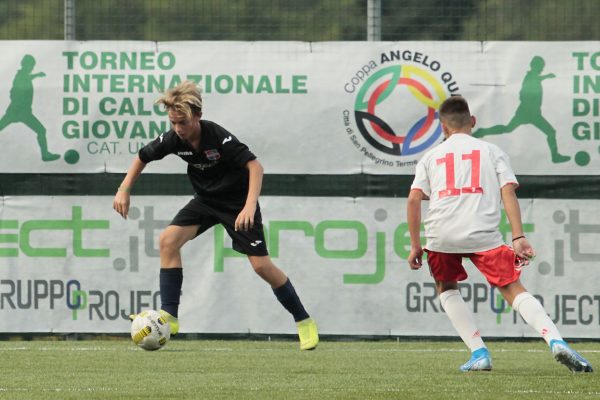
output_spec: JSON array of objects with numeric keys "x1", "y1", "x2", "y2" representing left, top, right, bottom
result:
[
  {"x1": 251, "y1": 261, "x2": 268, "y2": 276},
  {"x1": 436, "y1": 281, "x2": 457, "y2": 294},
  {"x1": 250, "y1": 258, "x2": 273, "y2": 276},
  {"x1": 159, "y1": 230, "x2": 180, "y2": 254}
]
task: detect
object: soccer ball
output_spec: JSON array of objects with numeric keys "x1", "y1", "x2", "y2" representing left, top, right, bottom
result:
[{"x1": 130, "y1": 310, "x2": 170, "y2": 351}]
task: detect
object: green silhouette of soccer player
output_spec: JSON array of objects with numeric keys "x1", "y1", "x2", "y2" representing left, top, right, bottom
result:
[
  {"x1": 0, "y1": 54, "x2": 60, "y2": 161},
  {"x1": 474, "y1": 56, "x2": 570, "y2": 163}
]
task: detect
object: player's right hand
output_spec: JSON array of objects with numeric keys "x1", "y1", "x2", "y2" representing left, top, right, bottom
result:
[
  {"x1": 408, "y1": 246, "x2": 424, "y2": 270},
  {"x1": 113, "y1": 190, "x2": 131, "y2": 219}
]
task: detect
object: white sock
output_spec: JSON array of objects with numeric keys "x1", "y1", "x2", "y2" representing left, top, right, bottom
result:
[
  {"x1": 439, "y1": 289, "x2": 486, "y2": 352},
  {"x1": 512, "y1": 292, "x2": 563, "y2": 345}
]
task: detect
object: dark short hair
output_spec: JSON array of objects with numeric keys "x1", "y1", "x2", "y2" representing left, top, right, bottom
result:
[{"x1": 439, "y1": 96, "x2": 472, "y2": 128}]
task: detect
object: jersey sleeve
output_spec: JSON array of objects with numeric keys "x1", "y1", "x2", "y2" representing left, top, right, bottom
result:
[
  {"x1": 491, "y1": 144, "x2": 518, "y2": 188},
  {"x1": 410, "y1": 158, "x2": 431, "y2": 197},
  {"x1": 219, "y1": 131, "x2": 256, "y2": 167},
  {"x1": 138, "y1": 131, "x2": 175, "y2": 164}
]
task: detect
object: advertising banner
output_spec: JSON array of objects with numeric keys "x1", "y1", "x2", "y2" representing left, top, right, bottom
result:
[
  {"x1": 0, "y1": 41, "x2": 598, "y2": 175},
  {"x1": 1, "y1": 196, "x2": 598, "y2": 338}
]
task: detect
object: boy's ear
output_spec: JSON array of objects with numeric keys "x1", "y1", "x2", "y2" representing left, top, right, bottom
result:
[
  {"x1": 471, "y1": 116, "x2": 476, "y2": 128},
  {"x1": 440, "y1": 121, "x2": 448, "y2": 134}
]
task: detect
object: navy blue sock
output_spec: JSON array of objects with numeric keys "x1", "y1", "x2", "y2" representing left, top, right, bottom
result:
[
  {"x1": 160, "y1": 268, "x2": 183, "y2": 318},
  {"x1": 272, "y1": 279, "x2": 309, "y2": 322}
]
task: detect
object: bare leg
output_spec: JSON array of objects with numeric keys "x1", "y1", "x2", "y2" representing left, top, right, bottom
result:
[
  {"x1": 159, "y1": 224, "x2": 198, "y2": 268},
  {"x1": 156, "y1": 224, "x2": 198, "y2": 325},
  {"x1": 496, "y1": 279, "x2": 527, "y2": 306},
  {"x1": 247, "y1": 255, "x2": 288, "y2": 288}
]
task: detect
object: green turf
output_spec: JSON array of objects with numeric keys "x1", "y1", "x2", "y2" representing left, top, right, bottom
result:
[{"x1": 0, "y1": 339, "x2": 597, "y2": 399}]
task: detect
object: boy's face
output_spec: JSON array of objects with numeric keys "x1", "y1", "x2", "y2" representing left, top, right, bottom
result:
[{"x1": 168, "y1": 110, "x2": 201, "y2": 141}]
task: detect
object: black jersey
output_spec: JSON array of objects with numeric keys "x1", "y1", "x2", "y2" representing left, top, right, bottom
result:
[{"x1": 138, "y1": 120, "x2": 256, "y2": 201}]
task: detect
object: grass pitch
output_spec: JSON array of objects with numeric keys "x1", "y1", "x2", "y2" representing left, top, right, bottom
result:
[{"x1": 0, "y1": 339, "x2": 597, "y2": 399}]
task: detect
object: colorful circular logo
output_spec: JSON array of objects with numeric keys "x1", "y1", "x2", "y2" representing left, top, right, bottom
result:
[{"x1": 354, "y1": 65, "x2": 447, "y2": 156}]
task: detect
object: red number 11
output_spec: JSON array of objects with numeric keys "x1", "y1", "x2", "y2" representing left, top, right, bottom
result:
[{"x1": 436, "y1": 150, "x2": 483, "y2": 198}]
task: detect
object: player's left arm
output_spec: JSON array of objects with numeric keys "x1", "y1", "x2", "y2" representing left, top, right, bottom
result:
[
  {"x1": 501, "y1": 183, "x2": 535, "y2": 262},
  {"x1": 235, "y1": 159, "x2": 263, "y2": 231}
]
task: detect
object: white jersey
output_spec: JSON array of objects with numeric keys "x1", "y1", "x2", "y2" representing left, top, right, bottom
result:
[{"x1": 411, "y1": 133, "x2": 518, "y2": 253}]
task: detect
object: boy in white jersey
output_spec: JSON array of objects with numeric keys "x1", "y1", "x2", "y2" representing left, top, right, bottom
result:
[{"x1": 407, "y1": 96, "x2": 593, "y2": 373}]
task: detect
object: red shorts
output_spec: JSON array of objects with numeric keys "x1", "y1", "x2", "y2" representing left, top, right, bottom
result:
[{"x1": 425, "y1": 245, "x2": 521, "y2": 287}]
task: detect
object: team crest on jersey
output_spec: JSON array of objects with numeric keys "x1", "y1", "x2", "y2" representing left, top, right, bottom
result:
[{"x1": 204, "y1": 149, "x2": 221, "y2": 160}]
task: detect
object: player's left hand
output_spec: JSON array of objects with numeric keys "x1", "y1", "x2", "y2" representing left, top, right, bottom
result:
[
  {"x1": 513, "y1": 237, "x2": 535, "y2": 265},
  {"x1": 235, "y1": 204, "x2": 256, "y2": 231}
]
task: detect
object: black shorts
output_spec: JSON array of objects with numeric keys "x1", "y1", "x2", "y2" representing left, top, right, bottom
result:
[{"x1": 170, "y1": 196, "x2": 268, "y2": 256}]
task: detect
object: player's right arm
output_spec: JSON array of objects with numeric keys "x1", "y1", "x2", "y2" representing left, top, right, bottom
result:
[
  {"x1": 501, "y1": 183, "x2": 535, "y2": 263},
  {"x1": 407, "y1": 188, "x2": 425, "y2": 270},
  {"x1": 113, "y1": 155, "x2": 146, "y2": 219}
]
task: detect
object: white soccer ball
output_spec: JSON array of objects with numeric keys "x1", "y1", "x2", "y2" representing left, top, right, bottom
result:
[{"x1": 130, "y1": 310, "x2": 170, "y2": 351}]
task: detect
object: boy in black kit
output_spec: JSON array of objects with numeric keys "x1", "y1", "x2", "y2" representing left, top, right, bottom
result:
[{"x1": 113, "y1": 80, "x2": 318, "y2": 350}]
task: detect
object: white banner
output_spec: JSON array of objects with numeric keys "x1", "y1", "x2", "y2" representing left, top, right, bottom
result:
[
  {"x1": 1, "y1": 196, "x2": 598, "y2": 338},
  {"x1": 0, "y1": 41, "x2": 598, "y2": 174}
]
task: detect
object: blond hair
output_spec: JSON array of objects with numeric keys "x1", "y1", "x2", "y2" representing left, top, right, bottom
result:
[{"x1": 156, "y1": 80, "x2": 203, "y2": 119}]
